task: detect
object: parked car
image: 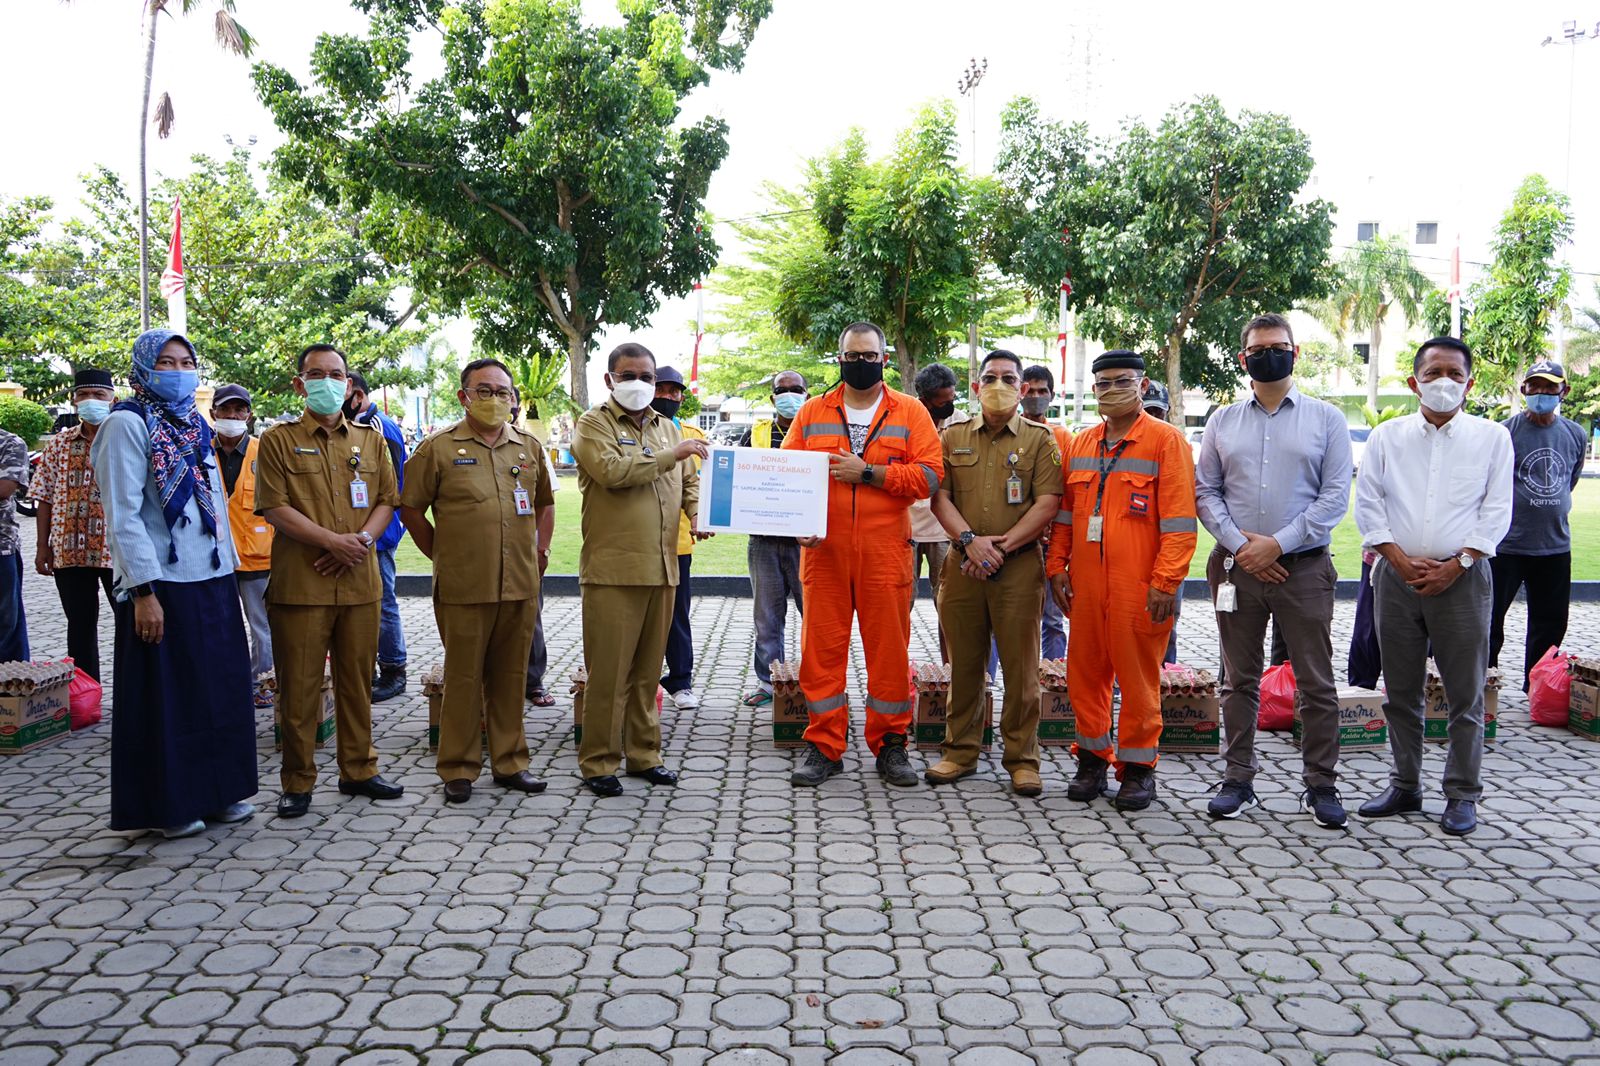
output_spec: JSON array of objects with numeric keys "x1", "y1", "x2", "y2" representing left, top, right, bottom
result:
[
  {"x1": 1349, "y1": 426, "x2": 1371, "y2": 471},
  {"x1": 709, "y1": 422, "x2": 748, "y2": 446}
]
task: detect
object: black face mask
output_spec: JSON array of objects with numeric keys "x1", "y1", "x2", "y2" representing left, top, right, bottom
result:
[
  {"x1": 650, "y1": 397, "x2": 682, "y2": 419},
  {"x1": 927, "y1": 401, "x2": 956, "y2": 422},
  {"x1": 1245, "y1": 348, "x2": 1295, "y2": 383},
  {"x1": 841, "y1": 360, "x2": 885, "y2": 390},
  {"x1": 342, "y1": 399, "x2": 363, "y2": 420}
]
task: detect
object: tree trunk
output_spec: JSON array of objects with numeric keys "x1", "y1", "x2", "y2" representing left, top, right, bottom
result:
[
  {"x1": 891, "y1": 325, "x2": 916, "y2": 389},
  {"x1": 139, "y1": 2, "x2": 159, "y2": 333},
  {"x1": 1166, "y1": 332, "x2": 1184, "y2": 425},
  {"x1": 1367, "y1": 319, "x2": 1382, "y2": 411},
  {"x1": 568, "y1": 330, "x2": 589, "y2": 410}
]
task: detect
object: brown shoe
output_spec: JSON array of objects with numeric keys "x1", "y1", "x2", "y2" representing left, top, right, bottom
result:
[
  {"x1": 924, "y1": 759, "x2": 977, "y2": 785},
  {"x1": 493, "y1": 770, "x2": 548, "y2": 794},
  {"x1": 443, "y1": 779, "x2": 472, "y2": 804},
  {"x1": 1009, "y1": 768, "x2": 1043, "y2": 797}
]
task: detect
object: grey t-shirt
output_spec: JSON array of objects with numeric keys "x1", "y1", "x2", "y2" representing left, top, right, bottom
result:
[{"x1": 1499, "y1": 412, "x2": 1588, "y2": 555}]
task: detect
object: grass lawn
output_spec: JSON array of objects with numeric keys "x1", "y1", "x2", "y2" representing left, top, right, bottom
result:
[{"x1": 393, "y1": 473, "x2": 1600, "y2": 581}]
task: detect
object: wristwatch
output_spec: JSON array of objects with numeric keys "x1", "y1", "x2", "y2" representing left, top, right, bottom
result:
[
  {"x1": 357, "y1": 531, "x2": 374, "y2": 548},
  {"x1": 1456, "y1": 551, "x2": 1475, "y2": 570},
  {"x1": 130, "y1": 583, "x2": 155, "y2": 599},
  {"x1": 862, "y1": 463, "x2": 875, "y2": 485},
  {"x1": 957, "y1": 530, "x2": 977, "y2": 552}
]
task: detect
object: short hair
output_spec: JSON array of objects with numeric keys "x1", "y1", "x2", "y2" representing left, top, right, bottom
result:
[
  {"x1": 348, "y1": 371, "x2": 369, "y2": 395},
  {"x1": 1021, "y1": 364, "x2": 1055, "y2": 391},
  {"x1": 608, "y1": 342, "x2": 656, "y2": 371},
  {"x1": 979, "y1": 349, "x2": 1023, "y2": 376},
  {"x1": 913, "y1": 362, "x2": 958, "y2": 398},
  {"x1": 1240, "y1": 313, "x2": 1295, "y2": 349},
  {"x1": 459, "y1": 358, "x2": 512, "y2": 388},
  {"x1": 772, "y1": 370, "x2": 808, "y2": 390},
  {"x1": 838, "y1": 321, "x2": 886, "y2": 353},
  {"x1": 298, "y1": 343, "x2": 347, "y2": 372},
  {"x1": 1413, "y1": 336, "x2": 1473, "y2": 374}
]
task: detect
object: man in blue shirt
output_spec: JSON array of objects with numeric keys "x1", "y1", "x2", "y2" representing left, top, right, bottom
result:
[
  {"x1": 346, "y1": 372, "x2": 410, "y2": 702},
  {"x1": 1490, "y1": 360, "x2": 1588, "y2": 690}
]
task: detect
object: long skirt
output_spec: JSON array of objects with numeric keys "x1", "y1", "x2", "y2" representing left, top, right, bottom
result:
[{"x1": 110, "y1": 574, "x2": 257, "y2": 831}]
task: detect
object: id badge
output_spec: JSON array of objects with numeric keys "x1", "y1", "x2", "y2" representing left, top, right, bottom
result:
[
  {"x1": 1006, "y1": 475, "x2": 1023, "y2": 504},
  {"x1": 1215, "y1": 582, "x2": 1238, "y2": 613},
  {"x1": 514, "y1": 487, "x2": 532, "y2": 516},
  {"x1": 349, "y1": 478, "x2": 369, "y2": 509},
  {"x1": 1087, "y1": 515, "x2": 1104, "y2": 542}
]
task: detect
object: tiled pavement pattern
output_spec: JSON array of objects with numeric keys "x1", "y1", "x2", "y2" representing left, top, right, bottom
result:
[{"x1": 3, "y1": 522, "x2": 1600, "y2": 1065}]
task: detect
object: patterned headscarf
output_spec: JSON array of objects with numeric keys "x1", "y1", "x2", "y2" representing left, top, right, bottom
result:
[{"x1": 112, "y1": 329, "x2": 221, "y2": 569}]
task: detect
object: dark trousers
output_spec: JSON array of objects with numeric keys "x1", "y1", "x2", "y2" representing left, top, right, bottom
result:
[
  {"x1": 0, "y1": 553, "x2": 27, "y2": 663},
  {"x1": 54, "y1": 567, "x2": 115, "y2": 681},
  {"x1": 662, "y1": 554, "x2": 694, "y2": 693},
  {"x1": 1489, "y1": 551, "x2": 1571, "y2": 691},
  {"x1": 1347, "y1": 558, "x2": 1382, "y2": 689},
  {"x1": 526, "y1": 607, "x2": 548, "y2": 693}
]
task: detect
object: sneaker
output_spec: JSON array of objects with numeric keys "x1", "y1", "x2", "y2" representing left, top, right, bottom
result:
[
  {"x1": 209, "y1": 802, "x2": 256, "y2": 825},
  {"x1": 669, "y1": 689, "x2": 700, "y2": 710},
  {"x1": 875, "y1": 734, "x2": 919, "y2": 787},
  {"x1": 371, "y1": 664, "x2": 407, "y2": 703},
  {"x1": 1302, "y1": 786, "x2": 1348, "y2": 829},
  {"x1": 791, "y1": 742, "x2": 842, "y2": 787},
  {"x1": 1207, "y1": 781, "x2": 1258, "y2": 820},
  {"x1": 160, "y1": 819, "x2": 206, "y2": 839},
  {"x1": 1067, "y1": 751, "x2": 1109, "y2": 802},
  {"x1": 1113, "y1": 765, "x2": 1158, "y2": 812}
]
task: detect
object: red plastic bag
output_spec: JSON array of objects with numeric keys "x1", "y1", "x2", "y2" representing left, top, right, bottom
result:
[
  {"x1": 68, "y1": 665, "x2": 102, "y2": 731},
  {"x1": 1528, "y1": 647, "x2": 1571, "y2": 727},
  {"x1": 1258, "y1": 661, "x2": 1296, "y2": 731}
]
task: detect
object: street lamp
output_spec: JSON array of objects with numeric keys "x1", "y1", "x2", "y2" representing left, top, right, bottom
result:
[
  {"x1": 957, "y1": 57, "x2": 988, "y2": 388},
  {"x1": 1540, "y1": 19, "x2": 1596, "y2": 359}
]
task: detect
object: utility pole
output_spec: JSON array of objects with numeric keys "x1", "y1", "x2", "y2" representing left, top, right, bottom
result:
[
  {"x1": 958, "y1": 57, "x2": 987, "y2": 391},
  {"x1": 1541, "y1": 18, "x2": 1597, "y2": 360}
]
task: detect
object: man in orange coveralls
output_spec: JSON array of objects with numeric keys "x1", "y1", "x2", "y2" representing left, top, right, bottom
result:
[
  {"x1": 1047, "y1": 351, "x2": 1197, "y2": 811},
  {"x1": 783, "y1": 321, "x2": 943, "y2": 788}
]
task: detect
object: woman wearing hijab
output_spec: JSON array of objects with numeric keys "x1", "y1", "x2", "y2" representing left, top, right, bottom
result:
[{"x1": 92, "y1": 329, "x2": 258, "y2": 838}]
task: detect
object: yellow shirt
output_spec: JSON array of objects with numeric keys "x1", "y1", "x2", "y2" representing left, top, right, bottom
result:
[
  {"x1": 675, "y1": 422, "x2": 706, "y2": 555},
  {"x1": 940, "y1": 412, "x2": 1064, "y2": 538}
]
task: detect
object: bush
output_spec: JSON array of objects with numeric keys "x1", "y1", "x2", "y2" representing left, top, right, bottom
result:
[{"x1": 0, "y1": 395, "x2": 55, "y2": 447}]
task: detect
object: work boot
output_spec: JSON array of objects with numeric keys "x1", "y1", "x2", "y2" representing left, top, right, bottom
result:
[
  {"x1": 875, "y1": 734, "x2": 918, "y2": 788},
  {"x1": 791, "y1": 742, "x2": 842, "y2": 787},
  {"x1": 1067, "y1": 751, "x2": 1109, "y2": 802},
  {"x1": 1114, "y1": 764, "x2": 1157, "y2": 812},
  {"x1": 371, "y1": 663, "x2": 407, "y2": 703}
]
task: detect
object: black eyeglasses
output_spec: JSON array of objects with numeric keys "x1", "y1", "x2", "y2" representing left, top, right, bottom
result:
[
  {"x1": 1243, "y1": 346, "x2": 1294, "y2": 358},
  {"x1": 839, "y1": 351, "x2": 884, "y2": 364},
  {"x1": 773, "y1": 385, "x2": 807, "y2": 395}
]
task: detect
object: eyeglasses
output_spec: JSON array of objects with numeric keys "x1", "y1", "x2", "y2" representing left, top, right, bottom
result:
[
  {"x1": 839, "y1": 351, "x2": 884, "y2": 363},
  {"x1": 773, "y1": 385, "x2": 808, "y2": 395},
  {"x1": 1243, "y1": 345, "x2": 1294, "y2": 358},
  {"x1": 468, "y1": 386, "x2": 516, "y2": 403},
  {"x1": 1091, "y1": 376, "x2": 1141, "y2": 391}
]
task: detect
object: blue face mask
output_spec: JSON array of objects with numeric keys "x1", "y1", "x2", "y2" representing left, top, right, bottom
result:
[
  {"x1": 147, "y1": 369, "x2": 198, "y2": 405},
  {"x1": 773, "y1": 393, "x2": 806, "y2": 419},
  {"x1": 75, "y1": 400, "x2": 113, "y2": 425},
  {"x1": 1525, "y1": 393, "x2": 1561, "y2": 416}
]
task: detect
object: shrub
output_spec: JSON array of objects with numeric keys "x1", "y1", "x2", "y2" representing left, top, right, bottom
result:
[{"x1": 0, "y1": 395, "x2": 55, "y2": 447}]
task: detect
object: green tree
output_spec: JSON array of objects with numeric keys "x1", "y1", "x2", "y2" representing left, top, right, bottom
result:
[
  {"x1": 253, "y1": 0, "x2": 770, "y2": 410},
  {"x1": 1466, "y1": 175, "x2": 1575, "y2": 406},
  {"x1": 1568, "y1": 280, "x2": 1600, "y2": 369},
  {"x1": 994, "y1": 95, "x2": 1334, "y2": 422},
  {"x1": 1313, "y1": 235, "x2": 1430, "y2": 410},
  {"x1": 506, "y1": 350, "x2": 572, "y2": 420}
]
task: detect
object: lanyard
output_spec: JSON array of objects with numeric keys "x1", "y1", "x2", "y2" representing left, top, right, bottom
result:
[{"x1": 1092, "y1": 438, "x2": 1131, "y2": 516}]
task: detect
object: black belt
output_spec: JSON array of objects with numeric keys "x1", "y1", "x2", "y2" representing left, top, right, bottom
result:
[{"x1": 1213, "y1": 544, "x2": 1326, "y2": 563}]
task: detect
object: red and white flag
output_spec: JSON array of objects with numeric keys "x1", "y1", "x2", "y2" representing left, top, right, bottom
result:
[
  {"x1": 1447, "y1": 235, "x2": 1462, "y2": 338},
  {"x1": 160, "y1": 197, "x2": 187, "y2": 334}
]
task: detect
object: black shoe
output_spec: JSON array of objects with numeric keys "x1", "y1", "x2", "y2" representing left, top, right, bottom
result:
[
  {"x1": 443, "y1": 779, "x2": 472, "y2": 804},
  {"x1": 1302, "y1": 786, "x2": 1348, "y2": 829},
  {"x1": 276, "y1": 792, "x2": 311, "y2": 819},
  {"x1": 584, "y1": 775, "x2": 624, "y2": 798},
  {"x1": 1114, "y1": 765, "x2": 1157, "y2": 812},
  {"x1": 1441, "y1": 798, "x2": 1477, "y2": 836},
  {"x1": 625, "y1": 766, "x2": 679, "y2": 786},
  {"x1": 1207, "y1": 780, "x2": 1258, "y2": 819},
  {"x1": 875, "y1": 734, "x2": 919, "y2": 788},
  {"x1": 371, "y1": 664, "x2": 406, "y2": 703},
  {"x1": 1067, "y1": 752, "x2": 1109, "y2": 802},
  {"x1": 338, "y1": 774, "x2": 405, "y2": 800},
  {"x1": 791, "y1": 742, "x2": 843, "y2": 787},
  {"x1": 493, "y1": 771, "x2": 548, "y2": 793},
  {"x1": 1358, "y1": 785, "x2": 1424, "y2": 819}
]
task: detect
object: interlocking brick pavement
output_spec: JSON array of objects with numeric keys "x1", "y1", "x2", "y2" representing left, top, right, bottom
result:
[{"x1": 3, "y1": 523, "x2": 1600, "y2": 1064}]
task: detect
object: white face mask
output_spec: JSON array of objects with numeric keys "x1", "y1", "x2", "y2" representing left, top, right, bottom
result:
[
  {"x1": 611, "y1": 378, "x2": 655, "y2": 412},
  {"x1": 1417, "y1": 378, "x2": 1466, "y2": 414},
  {"x1": 213, "y1": 418, "x2": 249, "y2": 438}
]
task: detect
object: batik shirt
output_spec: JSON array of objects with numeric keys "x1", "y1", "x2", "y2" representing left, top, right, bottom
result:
[{"x1": 32, "y1": 425, "x2": 108, "y2": 569}]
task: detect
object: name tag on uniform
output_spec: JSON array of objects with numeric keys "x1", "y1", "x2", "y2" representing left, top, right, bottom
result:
[
  {"x1": 293, "y1": 447, "x2": 319, "y2": 455},
  {"x1": 1087, "y1": 515, "x2": 1104, "y2": 542},
  {"x1": 350, "y1": 479, "x2": 369, "y2": 508},
  {"x1": 453, "y1": 458, "x2": 477, "y2": 465},
  {"x1": 1006, "y1": 475, "x2": 1023, "y2": 504},
  {"x1": 952, "y1": 448, "x2": 973, "y2": 455},
  {"x1": 618, "y1": 437, "x2": 637, "y2": 445},
  {"x1": 514, "y1": 487, "x2": 532, "y2": 515}
]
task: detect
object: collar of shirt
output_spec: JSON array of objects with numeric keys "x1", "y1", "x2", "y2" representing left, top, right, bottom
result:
[
  {"x1": 309, "y1": 416, "x2": 352, "y2": 440},
  {"x1": 604, "y1": 395, "x2": 659, "y2": 429},
  {"x1": 821, "y1": 383, "x2": 895, "y2": 417},
  {"x1": 1413, "y1": 411, "x2": 1462, "y2": 439},
  {"x1": 214, "y1": 434, "x2": 247, "y2": 455},
  {"x1": 448, "y1": 418, "x2": 524, "y2": 449},
  {"x1": 1246, "y1": 384, "x2": 1303, "y2": 413},
  {"x1": 977, "y1": 411, "x2": 1024, "y2": 439},
  {"x1": 1087, "y1": 409, "x2": 1156, "y2": 448}
]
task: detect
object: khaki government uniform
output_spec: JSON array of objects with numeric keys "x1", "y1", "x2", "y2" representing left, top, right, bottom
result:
[
  {"x1": 937, "y1": 413, "x2": 1064, "y2": 771},
  {"x1": 256, "y1": 414, "x2": 398, "y2": 792},
  {"x1": 403, "y1": 420, "x2": 554, "y2": 783},
  {"x1": 572, "y1": 397, "x2": 699, "y2": 779}
]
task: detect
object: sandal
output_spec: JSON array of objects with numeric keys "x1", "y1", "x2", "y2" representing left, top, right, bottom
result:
[
  {"x1": 526, "y1": 689, "x2": 557, "y2": 708},
  {"x1": 741, "y1": 690, "x2": 773, "y2": 707}
]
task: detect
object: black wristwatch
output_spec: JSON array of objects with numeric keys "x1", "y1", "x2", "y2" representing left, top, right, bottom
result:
[
  {"x1": 862, "y1": 463, "x2": 874, "y2": 485},
  {"x1": 131, "y1": 583, "x2": 155, "y2": 600},
  {"x1": 957, "y1": 530, "x2": 977, "y2": 552}
]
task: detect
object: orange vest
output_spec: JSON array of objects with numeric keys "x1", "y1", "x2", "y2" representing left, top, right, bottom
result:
[{"x1": 222, "y1": 435, "x2": 274, "y2": 573}]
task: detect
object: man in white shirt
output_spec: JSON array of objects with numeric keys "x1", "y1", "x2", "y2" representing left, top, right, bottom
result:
[{"x1": 1353, "y1": 337, "x2": 1513, "y2": 837}]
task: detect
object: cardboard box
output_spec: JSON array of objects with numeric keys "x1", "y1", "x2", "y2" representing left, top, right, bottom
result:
[
  {"x1": 1160, "y1": 694, "x2": 1221, "y2": 753},
  {"x1": 1570, "y1": 680, "x2": 1600, "y2": 742},
  {"x1": 0, "y1": 670, "x2": 71, "y2": 755},
  {"x1": 770, "y1": 661, "x2": 807, "y2": 748},
  {"x1": 1425, "y1": 684, "x2": 1499, "y2": 743},
  {"x1": 1293, "y1": 687, "x2": 1387, "y2": 751},
  {"x1": 570, "y1": 667, "x2": 587, "y2": 745},
  {"x1": 1039, "y1": 659, "x2": 1073, "y2": 747},
  {"x1": 912, "y1": 663, "x2": 993, "y2": 752},
  {"x1": 274, "y1": 675, "x2": 335, "y2": 751},
  {"x1": 422, "y1": 666, "x2": 445, "y2": 751}
]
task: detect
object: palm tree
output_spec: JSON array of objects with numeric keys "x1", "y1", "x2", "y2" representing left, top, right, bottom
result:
[
  {"x1": 131, "y1": 0, "x2": 254, "y2": 330},
  {"x1": 1314, "y1": 236, "x2": 1431, "y2": 409},
  {"x1": 1568, "y1": 280, "x2": 1600, "y2": 373}
]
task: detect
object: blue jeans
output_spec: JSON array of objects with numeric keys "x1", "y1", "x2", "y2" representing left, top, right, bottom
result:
[
  {"x1": 376, "y1": 549, "x2": 406, "y2": 668},
  {"x1": 662, "y1": 554, "x2": 694, "y2": 693},
  {"x1": 749, "y1": 536, "x2": 803, "y2": 688},
  {"x1": 0, "y1": 553, "x2": 28, "y2": 663}
]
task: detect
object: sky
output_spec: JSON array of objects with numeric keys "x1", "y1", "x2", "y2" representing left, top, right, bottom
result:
[{"x1": 5, "y1": 0, "x2": 1597, "y2": 397}]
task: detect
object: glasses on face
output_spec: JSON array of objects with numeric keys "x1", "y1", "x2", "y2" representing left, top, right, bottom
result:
[
  {"x1": 302, "y1": 369, "x2": 346, "y2": 381},
  {"x1": 615, "y1": 373, "x2": 655, "y2": 384},
  {"x1": 469, "y1": 386, "x2": 516, "y2": 403},
  {"x1": 773, "y1": 385, "x2": 807, "y2": 396},
  {"x1": 1243, "y1": 345, "x2": 1294, "y2": 358},
  {"x1": 839, "y1": 351, "x2": 884, "y2": 364},
  {"x1": 1092, "y1": 376, "x2": 1141, "y2": 392},
  {"x1": 980, "y1": 374, "x2": 1020, "y2": 386}
]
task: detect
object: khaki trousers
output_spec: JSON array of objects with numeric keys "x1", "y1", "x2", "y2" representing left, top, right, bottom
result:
[
  {"x1": 435, "y1": 599, "x2": 537, "y2": 782},
  {"x1": 579, "y1": 583, "x2": 672, "y2": 778},
  {"x1": 937, "y1": 548, "x2": 1043, "y2": 772},
  {"x1": 269, "y1": 601, "x2": 380, "y2": 793}
]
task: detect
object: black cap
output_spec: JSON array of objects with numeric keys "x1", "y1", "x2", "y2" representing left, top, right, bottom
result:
[
  {"x1": 212, "y1": 384, "x2": 253, "y2": 408},
  {"x1": 1092, "y1": 350, "x2": 1146, "y2": 374},
  {"x1": 73, "y1": 368, "x2": 113, "y2": 391},
  {"x1": 1141, "y1": 381, "x2": 1171, "y2": 412},
  {"x1": 656, "y1": 366, "x2": 686, "y2": 387}
]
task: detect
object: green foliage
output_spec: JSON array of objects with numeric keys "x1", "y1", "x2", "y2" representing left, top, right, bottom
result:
[
  {"x1": 0, "y1": 395, "x2": 54, "y2": 446},
  {"x1": 1360, "y1": 403, "x2": 1408, "y2": 429},
  {"x1": 1294, "y1": 339, "x2": 1365, "y2": 399},
  {"x1": 506, "y1": 351, "x2": 572, "y2": 420},
  {"x1": 1569, "y1": 281, "x2": 1600, "y2": 367},
  {"x1": 254, "y1": 0, "x2": 770, "y2": 409},
  {"x1": 1308, "y1": 235, "x2": 1430, "y2": 407},
  {"x1": 1466, "y1": 175, "x2": 1574, "y2": 403},
  {"x1": 1564, "y1": 363, "x2": 1600, "y2": 431}
]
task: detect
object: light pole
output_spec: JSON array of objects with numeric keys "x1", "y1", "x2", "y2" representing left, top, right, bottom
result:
[
  {"x1": 958, "y1": 57, "x2": 988, "y2": 390},
  {"x1": 1540, "y1": 19, "x2": 1596, "y2": 359}
]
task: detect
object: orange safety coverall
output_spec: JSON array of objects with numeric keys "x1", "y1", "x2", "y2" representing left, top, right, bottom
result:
[
  {"x1": 1046, "y1": 411, "x2": 1197, "y2": 774},
  {"x1": 783, "y1": 385, "x2": 943, "y2": 760}
]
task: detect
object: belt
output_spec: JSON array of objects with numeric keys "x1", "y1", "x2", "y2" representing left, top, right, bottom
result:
[{"x1": 1281, "y1": 546, "x2": 1327, "y2": 563}]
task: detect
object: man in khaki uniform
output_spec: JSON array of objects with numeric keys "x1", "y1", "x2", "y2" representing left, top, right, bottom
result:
[
  {"x1": 572, "y1": 342, "x2": 706, "y2": 797},
  {"x1": 257, "y1": 344, "x2": 403, "y2": 819},
  {"x1": 928, "y1": 350, "x2": 1064, "y2": 796},
  {"x1": 401, "y1": 358, "x2": 555, "y2": 803}
]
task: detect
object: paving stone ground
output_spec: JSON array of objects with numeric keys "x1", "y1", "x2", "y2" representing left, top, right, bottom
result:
[{"x1": 4, "y1": 523, "x2": 1600, "y2": 1064}]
